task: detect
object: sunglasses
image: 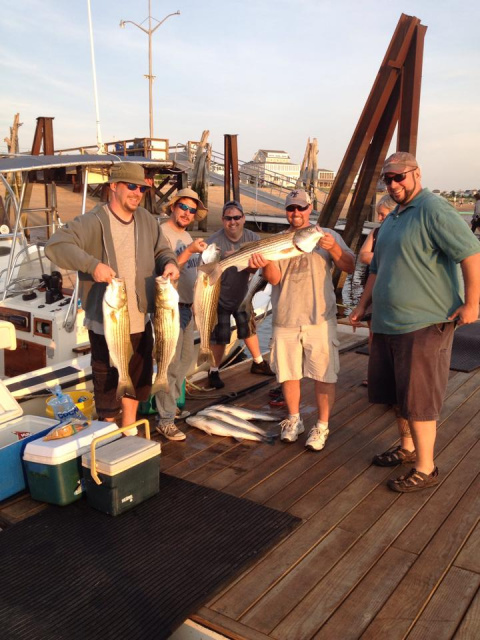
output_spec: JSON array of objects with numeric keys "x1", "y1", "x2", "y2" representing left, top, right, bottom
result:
[
  {"x1": 122, "y1": 182, "x2": 149, "y2": 193},
  {"x1": 383, "y1": 168, "x2": 415, "y2": 185},
  {"x1": 223, "y1": 215, "x2": 243, "y2": 221},
  {"x1": 177, "y1": 202, "x2": 197, "y2": 215},
  {"x1": 286, "y1": 204, "x2": 309, "y2": 212}
]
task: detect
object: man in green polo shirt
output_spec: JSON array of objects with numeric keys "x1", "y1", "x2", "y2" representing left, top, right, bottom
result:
[{"x1": 350, "y1": 152, "x2": 480, "y2": 492}]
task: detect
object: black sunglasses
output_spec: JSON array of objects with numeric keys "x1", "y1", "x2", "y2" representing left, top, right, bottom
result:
[
  {"x1": 286, "y1": 204, "x2": 309, "y2": 212},
  {"x1": 383, "y1": 168, "x2": 415, "y2": 185},
  {"x1": 223, "y1": 215, "x2": 243, "y2": 221},
  {"x1": 177, "y1": 202, "x2": 197, "y2": 214},
  {"x1": 122, "y1": 182, "x2": 149, "y2": 193}
]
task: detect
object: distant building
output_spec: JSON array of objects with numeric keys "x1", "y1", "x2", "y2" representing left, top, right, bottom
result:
[
  {"x1": 241, "y1": 150, "x2": 300, "y2": 187},
  {"x1": 316, "y1": 168, "x2": 335, "y2": 189}
]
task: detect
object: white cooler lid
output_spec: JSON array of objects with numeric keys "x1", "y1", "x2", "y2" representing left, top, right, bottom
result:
[
  {"x1": 23, "y1": 421, "x2": 121, "y2": 465},
  {"x1": 82, "y1": 437, "x2": 161, "y2": 476},
  {"x1": 0, "y1": 380, "x2": 23, "y2": 425}
]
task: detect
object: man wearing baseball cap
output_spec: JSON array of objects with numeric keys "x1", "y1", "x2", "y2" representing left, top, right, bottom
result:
[
  {"x1": 350, "y1": 152, "x2": 480, "y2": 492},
  {"x1": 250, "y1": 189, "x2": 355, "y2": 451},
  {"x1": 205, "y1": 199, "x2": 275, "y2": 390},
  {"x1": 46, "y1": 161, "x2": 179, "y2": 435}
]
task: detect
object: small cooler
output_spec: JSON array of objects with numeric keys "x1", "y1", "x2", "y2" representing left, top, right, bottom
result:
[
  {"x1": 23, "y1": 420, "x2": 121, "y2": 506},
  {"x1": 0, "y1": 381, "x2": 58, "y2": 502},
  {"x1": 82, "y1": 420, "x2": 161, "y2": 516}
]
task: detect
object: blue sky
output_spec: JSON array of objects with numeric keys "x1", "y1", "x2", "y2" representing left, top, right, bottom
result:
[{"x1": 1, "y1": 0, "x2": 479, "y2": 191}]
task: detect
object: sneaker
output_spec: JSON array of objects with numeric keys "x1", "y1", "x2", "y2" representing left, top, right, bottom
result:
[
  {"x1": 208, "y1": 370, "x2": 225, "y2": 389},
  {"x1": 250, "y1": 360, "x2": 275, "y2": 376},
  {"x1": 280, "y1": 416, "x2": 305, "y2": 443},
  {"x1": 305, "y1": 424, "x2": 329, "y2": 451},
  {"x1": 122, "y1": 426, "x2": 138, "y2": 437},
  {"x1": 269, "y1": 385, "x2": 283, "y2": 397},
  {"x1": 156, "y1": 422, "x2": 186, "y2": 441},
  {"x1": 269, "y1": 397, "x2": 286, "y2": 408}
]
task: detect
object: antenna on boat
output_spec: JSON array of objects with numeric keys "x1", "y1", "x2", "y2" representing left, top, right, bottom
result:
[{"x1": 86, "y1": 0, "x2": 106, "y2": 154}]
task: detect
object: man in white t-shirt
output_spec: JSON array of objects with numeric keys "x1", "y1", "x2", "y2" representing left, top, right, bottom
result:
[
  {"x1": 249, "y1": 189, "x2": 355, "y2": 450},
  {"x1": 155, "y1": 188, "x2": 208, "y2": 440}
]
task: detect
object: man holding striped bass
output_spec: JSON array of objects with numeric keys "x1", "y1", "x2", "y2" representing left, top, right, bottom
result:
[
  {"x1": 45, "y1": 162, "x2": 179, "y2": 436},
  {"x1": 249, "y1": 189, "x2": 355, "y2": 450}
]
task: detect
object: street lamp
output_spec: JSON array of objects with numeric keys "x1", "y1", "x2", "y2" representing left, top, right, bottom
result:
[{"x1": 120, "y1": 2, "x2": 180, "y2": 139}]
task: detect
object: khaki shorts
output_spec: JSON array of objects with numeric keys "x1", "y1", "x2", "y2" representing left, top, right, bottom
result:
[{"x1": 270, "y1": 320, "x2": 340, "y2": 383}]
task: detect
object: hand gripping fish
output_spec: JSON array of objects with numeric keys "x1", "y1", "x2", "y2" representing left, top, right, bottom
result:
[
  {"x1": 200, "y1": 224, "x2": 325, "y2": 284},
  {"x1": 102, "y1": 278, "x2": 135, "y2": 399},
  {"x1": 193, "y1": 243, "x2": 222, "y2": 365},
  {"x1": 151, "y1": 276, "x2": 180, "y2": 394}
]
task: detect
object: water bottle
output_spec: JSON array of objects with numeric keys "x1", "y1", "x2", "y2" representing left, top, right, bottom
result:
[{"x1": 47, "y1": 385, "x2": 87, "y2": 424}]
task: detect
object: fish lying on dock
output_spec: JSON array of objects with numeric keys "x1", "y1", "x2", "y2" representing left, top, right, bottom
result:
[
  {"x1": 193, "y1": 243, "x2": 222, "y2": 365},
  {"x1": 103, "y1": 278, "x2": 134, "y2": 399},
  {"x1": 186, "y1": 415, "x2": 274, "y2": 443},
  {"x1": 151, "y1": 276, "x2": 180, "y2": 394},
  {"x1": 238, "y1": 269, "x2": 269, "y2": 314},
  {"x1": 201, "y1": 224, "x2": 325, "y2": 282},
  {"x1": 206, "y1": 404, "x2": 276, "y2": 422},
  {"x1": 198, "y1": 407, "x2": 278, "y2": 438}
]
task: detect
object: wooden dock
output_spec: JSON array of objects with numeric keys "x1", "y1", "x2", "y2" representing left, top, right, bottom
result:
[{"x1": 1, "y1": 337, "x2": 479, "y2": 639}]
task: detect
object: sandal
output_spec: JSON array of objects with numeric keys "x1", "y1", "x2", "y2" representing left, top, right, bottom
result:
[
  {"x1": 372, "y1": 445, "x2": 416, "y2": 467},
  {"x1": 388, "y1": 467, "x2": 439, "y2": 493}
]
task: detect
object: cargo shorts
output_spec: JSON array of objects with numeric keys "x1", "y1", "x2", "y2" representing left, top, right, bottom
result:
[
  {"x1": 270, "y1": 319, "x2": 340, "y2": 383},
  {"x1": 89, "y1": 323, "x2": 154, "y2": 419}
]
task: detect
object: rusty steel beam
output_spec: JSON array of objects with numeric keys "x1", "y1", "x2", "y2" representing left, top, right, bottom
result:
[
  {"x1": 318, "y1": 14, "x2": 421, "y2": 230},
  {"x1": 224, "y1": 134, "x2": 240, "y2": 204},
  {"x1": 397, "y1": 24, "x2": 427, "y2": 154}
]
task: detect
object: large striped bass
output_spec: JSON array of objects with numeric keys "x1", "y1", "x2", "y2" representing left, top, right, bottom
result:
[
  {"x1": 207, "y1": 404, "x2": 276, "y2": 421},
  {"x1": 238, "y1": 269, "x2": 269, "y2": 314},
  {"x1": 201, "y1": 224, "x2": 325, "y2": 283},
  {"x1": 193, "y1": 243, "x2": 222, "y2": 365},
  {"x1": 102, "y1": 278, "x2": 134, "y2": 399},
  {"x1": 198, "y1": 407, "x2": 278, "y2": 438},
  {"x1": 151, "y1": 276, "x2": 180, "y2": 394},
  {"x1": 186, "y1": 415, "x2": 273, "y2": 443}
]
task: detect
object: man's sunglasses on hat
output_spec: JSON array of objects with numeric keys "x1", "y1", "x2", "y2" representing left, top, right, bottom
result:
[
  {"x1": 176, "y1": 202, "x2": 197, "y2": 214},
  {"x1": 122, "y1": 182, "x2": 149, "y2": 193},
  {"x1": 223, "y1": 214, "x2": 243, "y2": 221},
  {"x1": 286, "y1": 204, "x2": 310, "y2": 212},
  {"x1": 382, "y1": 168, "x2": 415, "y2": 186}
]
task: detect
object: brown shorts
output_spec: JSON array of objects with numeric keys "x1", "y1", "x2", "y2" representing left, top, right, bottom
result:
[
  {"x1": 368, "y1": 323, "x2": 455, "y2": 421},
  {"x1": 89, "y1": 323, "x2": 154, "y2": 419}
]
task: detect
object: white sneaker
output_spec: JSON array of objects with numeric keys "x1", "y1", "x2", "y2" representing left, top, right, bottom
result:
[
  {"x1": 122, "y1": 426, "x2": 138, "y2": 437},
  {"x1": 156, "y1": 422, "x2": 186, "y2": 441},
  {"x1": 305, "y1": 424, "x2": 329, "y2": 451},
  {"x1": 280, "y1": 416, "x2": 305, "y2": 443}
]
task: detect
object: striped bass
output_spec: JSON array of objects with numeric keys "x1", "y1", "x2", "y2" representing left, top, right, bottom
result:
[
  {"x1": 198, "y1": 407, "x2": 278, "y2": 438},
  {"x1": 151, "y1": 276, "x2": 180, "y2": 394},
  {"x1": 207, "y1": 404, "x2": 276, "y2": 422},
  {"x1": 193, "y1": 243, "x2": 222, "y2": 365},
  {"x1": 201, "y1": 224, "x2": 325, "y2": 283},
  {"x1": 102, "y1": 278, "x2": 134, "y2": 399},
  {"x1": 186, "y1": 415, "x2": 273, "y2": 443},
  {"x1": 238, "y1": 269, "x2": 269, "y2": 314}
]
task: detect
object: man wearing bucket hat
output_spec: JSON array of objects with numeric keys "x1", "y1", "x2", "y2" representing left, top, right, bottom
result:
[
  {"x1": 46, "y1": 161, "x2": 179, "y2": 436},
  {"x1": 350, "y1": 152, "x2": 480, "y2": 492},
  {"x1": 154, "y1": 188, "x2": 208, "y2": 441},
  {"x1": 249, "y1": 189, "x2": 355, "y2": 451},
  {"x1": 205, "y1": 199, "x2": 276, "y2": 390}
]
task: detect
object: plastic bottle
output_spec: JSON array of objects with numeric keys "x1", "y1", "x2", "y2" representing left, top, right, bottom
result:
[
  {"x1": 176, "y1": 379, "x2": 186, "y2": 410},
  {"x1": 47, "y1": 385, "x2": 88, "y2": 424}
]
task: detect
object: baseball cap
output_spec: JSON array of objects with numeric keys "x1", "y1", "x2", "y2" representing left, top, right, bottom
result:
[
  {"x1": 108, "y1": 162, "x2": 148, "y2": 186},
  {"x1": 222, "y1": 200, "x2": 244, "y2": 215},
  {"x1": 285, "y1": 189, "x2": 312, "y2": 208},
  {"x1": 382, "y1": 152, "x2": 418, "y2": 175}
]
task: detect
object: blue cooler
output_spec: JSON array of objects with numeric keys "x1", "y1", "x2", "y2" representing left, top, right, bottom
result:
[{"x1": 0, "y1": 380, "x2": 58, "y2": 502}]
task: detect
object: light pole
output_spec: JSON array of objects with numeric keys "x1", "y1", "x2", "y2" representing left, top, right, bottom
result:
[{"x1": 120, "y1": 2, "x2": 180, "y2": 140}]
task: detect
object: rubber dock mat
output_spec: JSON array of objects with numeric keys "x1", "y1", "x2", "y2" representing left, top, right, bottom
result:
[
  {"x1": 0, "y1": 473, "x2": 301, "y2": 640},
  {"x1": 356, "y1": 321, "x2": 480, "y2": 373}
]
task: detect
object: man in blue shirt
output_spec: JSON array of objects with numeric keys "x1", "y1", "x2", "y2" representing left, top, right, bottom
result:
[{"x1": 350, "y1": 152, "x2": 480, "y2": 492}]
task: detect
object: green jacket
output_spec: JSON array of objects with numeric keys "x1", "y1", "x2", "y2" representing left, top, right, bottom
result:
[{"x1": 45, "y1": 204, "x2": 177, "y2": 325}]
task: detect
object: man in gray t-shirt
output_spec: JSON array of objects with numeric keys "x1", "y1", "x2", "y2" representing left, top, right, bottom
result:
[
  {"x1": 250, "y1": 189, "x2": 355, "y2": 451},
  {"x1": 205, "y1": 200, "x2": 275, "y2": 389}
]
